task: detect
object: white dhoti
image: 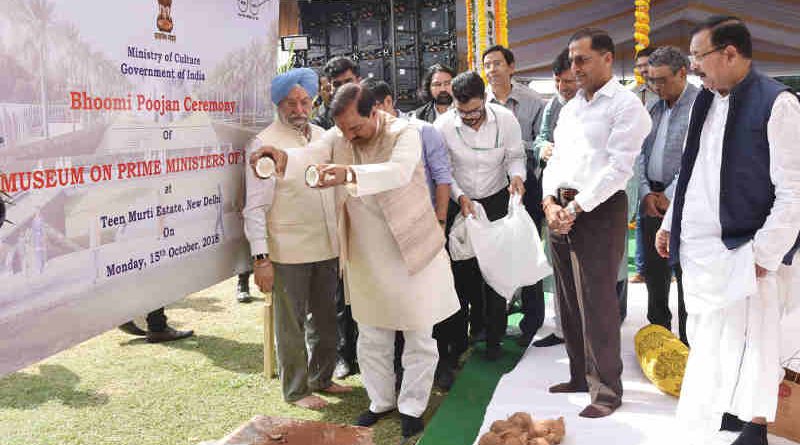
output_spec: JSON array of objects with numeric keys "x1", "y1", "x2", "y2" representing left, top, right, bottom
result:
[
  {"x1": 677, "y1": 271, "x2": 786, "y2": 441},
  {"x1": 357, "y1": 324, "x2": 438, "y2": 417}
]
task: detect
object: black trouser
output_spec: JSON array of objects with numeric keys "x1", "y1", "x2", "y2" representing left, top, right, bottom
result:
[
  {"x1": 336, "y1": 279, "x2": 358, "y2": 368},
  {"x1": 641, "y1": 212, "x2": 688, "y2": 345},
  {"x1": 519, "y1": 156, "x2": 546, "y2": 337},
  {"x1": 237, "y1": 272, "x2": 251, "y2": 292},
  {"x1": 450, "y1": 188, "x2": 510, "y2": 350},
  {"x1": 146, "y1": 307, "x2": 168, "y2": 332},
  {"x1": 550, "y1": 190, "x2": 627, "y2": 409}
]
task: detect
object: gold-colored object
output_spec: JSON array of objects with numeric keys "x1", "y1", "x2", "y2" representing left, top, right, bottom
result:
[
  {"x1": 634, "y1": 324, "x2": 688, "y2": 397},
  {"x1": 263, "y1": 297, "x2": 277, "y2": 379}
]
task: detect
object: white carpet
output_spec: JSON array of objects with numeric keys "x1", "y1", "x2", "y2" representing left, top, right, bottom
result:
[{"x1": 474, "y1": 282, "x2": 800, "y2": 445}]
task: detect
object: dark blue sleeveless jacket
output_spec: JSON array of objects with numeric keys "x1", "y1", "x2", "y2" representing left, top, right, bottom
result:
[{"x1": 669, "y1": 69, "x2": 799, "y2": 267}]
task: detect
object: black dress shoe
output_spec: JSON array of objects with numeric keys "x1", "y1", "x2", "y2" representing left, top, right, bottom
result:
[
  {"x1": 400, "y1": 413, "x2": 425, "y2": 437},
  {"x1": 469, "y1": 330, "x2": 487, "y2": 344},
  {"x1": 533, "y1": 334, "x2": 565, "y2": 347},
  {"x1": 434, "y1": 362, "x2": 455, "y2": 391},
  {"x1": 146, "y1": 326, "x2": 194, "y2": 343},
  {"x1": 730, "y1": 422, "x2": 768, "y2": 445},
  {"x1": 355, "y1": 409, "x2": 395, "y2": 427},
  {"x1": 485, "y1": 347, "x2": 503, "y2": 362},
  {"x1": 516, "y1": 333, "x2": 534, "y2": 347},
  {"x1": 721, "y1": 412, "x2": 745, "y2": 432},
  {"x1": 118, "y1": 321, "x2": 147, "y2": 336}
]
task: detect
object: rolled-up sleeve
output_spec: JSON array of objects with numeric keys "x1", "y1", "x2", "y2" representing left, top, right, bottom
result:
[
  {"x1": 753, "y1": 92, "x2": 800, "y2": 271},
  {"x1": 574, "y1": 97, "x2": 651, "y2": 212},
  {"x1": 243, "y1": 137, "x2": 275, "y2": 255},
  {"x1": 346, "y1": 126, "x2": 422, "y2": 197},
  {"x1": 420, "y1": 125, "x2": 452, "y2": 186}
]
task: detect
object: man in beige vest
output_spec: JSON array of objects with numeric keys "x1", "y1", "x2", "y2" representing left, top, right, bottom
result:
[
  {"x1": 243, "y1": 68, "x2": 351, "y2": 410},
  {"x1": 250, "y1": 83, "x2": 460, "y2": 439}
]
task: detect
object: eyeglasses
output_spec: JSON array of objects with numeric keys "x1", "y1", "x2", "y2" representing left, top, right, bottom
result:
[
  {"x1": 456, "y1": 105, "x2": 484, "y2": 119},
  {"x1": 647, "y1": 76, "x2": 670, "y2": 86},
  {"x1": 568, "y1": 51, "x2": 608, "y2": 67},
  {"x1": 568, "y1": 55, "x2": 593, "y2": 67},
  {"x1": 688, "y1": 46, "x2": 723, "y2": 64}
]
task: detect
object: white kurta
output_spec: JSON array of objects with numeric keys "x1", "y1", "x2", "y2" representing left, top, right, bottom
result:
[
  {"x1": 345, "y1": 135, "x2": 460, "y2": 332},
  {"x1": 661, "y1": 91, "x2": 800, "y2": 441}
]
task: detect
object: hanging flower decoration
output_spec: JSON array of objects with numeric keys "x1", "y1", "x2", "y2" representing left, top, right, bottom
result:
[
  {"x1": 466, "y1": 0, "x2": 509, "y2": 78},
  {"x1": 634, "y1": 0, "x2": 651, "y2": 85},
  {"x1": 495, "y1": 0, "x2": 509, "y2": 47},
  {"x1": 466, "y1": 0, "x2": 475, "y2": 70}
]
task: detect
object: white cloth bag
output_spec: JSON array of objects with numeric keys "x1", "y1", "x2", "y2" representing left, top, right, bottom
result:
[{"x1": 448, "y1": 194, "x2": 552, "y2": 300}]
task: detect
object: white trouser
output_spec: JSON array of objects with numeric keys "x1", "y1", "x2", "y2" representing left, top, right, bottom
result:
[
  {"x1": 677, "y1": 272, "x2": 784, "y2": 442},
  {"x1": 357, "y1": 324, "x2": 438, "y2": 417}
]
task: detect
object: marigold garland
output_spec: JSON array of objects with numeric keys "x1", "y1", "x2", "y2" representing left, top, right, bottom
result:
[
  {"x1": 634, "y1": 0, "x2": 651, "y2": 85},
  {"x1": 477, "y1": 0, "x2": 487, "y2": 76},
  {"x1": 466, "y1": 0, "x2": 475, "y2": 70},
  {"x1": 466, "y1": 0, "x2": 508, "y2": 76},
  {"x1": 495, "y1": 0, "x2": 508, "y2": 47}
]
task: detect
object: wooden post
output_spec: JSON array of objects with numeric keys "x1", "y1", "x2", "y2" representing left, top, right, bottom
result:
[{"x1": 263, "y1": 294, "x2": 277, "y2": 379}]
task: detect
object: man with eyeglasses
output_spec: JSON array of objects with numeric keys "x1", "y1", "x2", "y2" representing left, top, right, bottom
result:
[
  {"x1": 656, "y1": 16, "x2": 800, "y2": 445},
  {"x1": 541, "y1": 28, "x2": 651, "y2": 418},
  {"x1": 638, "y1": 46, "x2": 698, "y2": 347},
  {"x1": 434, "y1": 71, "x2": 526, "y2": 361},
  {"x1": 413, "y1": 64, "x2": 456, "y2": 124},
  {"x1": 633, "y1": 47, "x2": 659, "y2": 108},
  {"x1": 483, "y1": 44, "x2": 547, "y2": 349}
]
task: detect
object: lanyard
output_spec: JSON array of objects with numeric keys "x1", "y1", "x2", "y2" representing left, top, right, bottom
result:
[{"x1": 455, "y1": 108, "x2": 500, "y2": 151}]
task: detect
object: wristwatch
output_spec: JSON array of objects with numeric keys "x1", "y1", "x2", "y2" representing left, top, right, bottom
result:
[
  {"x1": 565, "y1": 202, "x2": 578, "y2": 216},
  {"x1": 252, "y1": 253, "x2": 269, "y2": 262}
]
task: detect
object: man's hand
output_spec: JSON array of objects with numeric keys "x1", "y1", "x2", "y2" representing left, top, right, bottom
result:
[
  {"x1": 253, "y1": 257, "x2": 274, "y2": 293},
  {"x1": 655, "y1": 194, "x2": 670, "y2": 214},
  {"x1": 643, "y1": 192, "x2": 666, "y2": 218},
  {"x1": 508, "y1": 175, "x2": 525, "y2": 197},
  {"x1": 459, "y1": 195, "x2": 476, "y2": 217},
  {"x1": 755, "y1": 264, "x2": 769, "y2": 278},
  {"x1": 249, "y1": 146, "x2": 288, "y2": 177},
  {"x1": 541, "y1": 142, "x2": 554, "y2": 162},
  {"x1": 316, "y1": 164, "x2": 352, "y2": 188},
  {"x1": 655, "y1": 229, "x2": 670, "y2": 258},
  {"x1": 544, "y1": 198, "x2": 575, "y2": 235}
]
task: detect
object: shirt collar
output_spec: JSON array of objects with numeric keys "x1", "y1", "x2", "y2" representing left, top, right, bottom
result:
[
  {"x1": 578, "y1": 76, "x2": 620, "y2": 102},
  {"x1": 487, "y1": 82, "x2": 518, "y2": 105}
]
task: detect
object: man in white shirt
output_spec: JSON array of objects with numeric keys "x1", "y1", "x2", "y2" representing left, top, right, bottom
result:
[
  {"x1": 656, "y1": 17, "x2": 800, "y2": 445},
  {"x1": 541, "y1": 28, "x2": 651, "y2": 418},
  {"x1": 435, "y1": 71, "x2": 526, "y2": 361},
  {"x1": 243, "y1": 68, "x2": 351, "y2": 410}
]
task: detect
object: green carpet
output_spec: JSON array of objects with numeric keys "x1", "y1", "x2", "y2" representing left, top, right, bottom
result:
[{"x1": 418, "y1": 314, "x2": 525, "y2": 445}]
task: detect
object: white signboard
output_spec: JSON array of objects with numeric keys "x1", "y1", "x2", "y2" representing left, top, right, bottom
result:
[{"x1": 0, "y1": 0, "x2": 278, "y2": 375}]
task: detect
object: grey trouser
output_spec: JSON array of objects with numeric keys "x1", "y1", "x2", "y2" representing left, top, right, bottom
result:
[
  {"x1": 549, "y1": 191, "x2": 627, "y2": 409},
  {"x1": 273, "y1": 258, "x2": 338, "y2": 402}
]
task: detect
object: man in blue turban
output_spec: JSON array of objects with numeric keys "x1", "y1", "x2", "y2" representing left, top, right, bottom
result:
[
  {"x1": 271, "y1": 67, "x2": 319, "y2": 106},
  {"x1": 243, "y1": 67, "x2": 352, "y2": 409}
]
